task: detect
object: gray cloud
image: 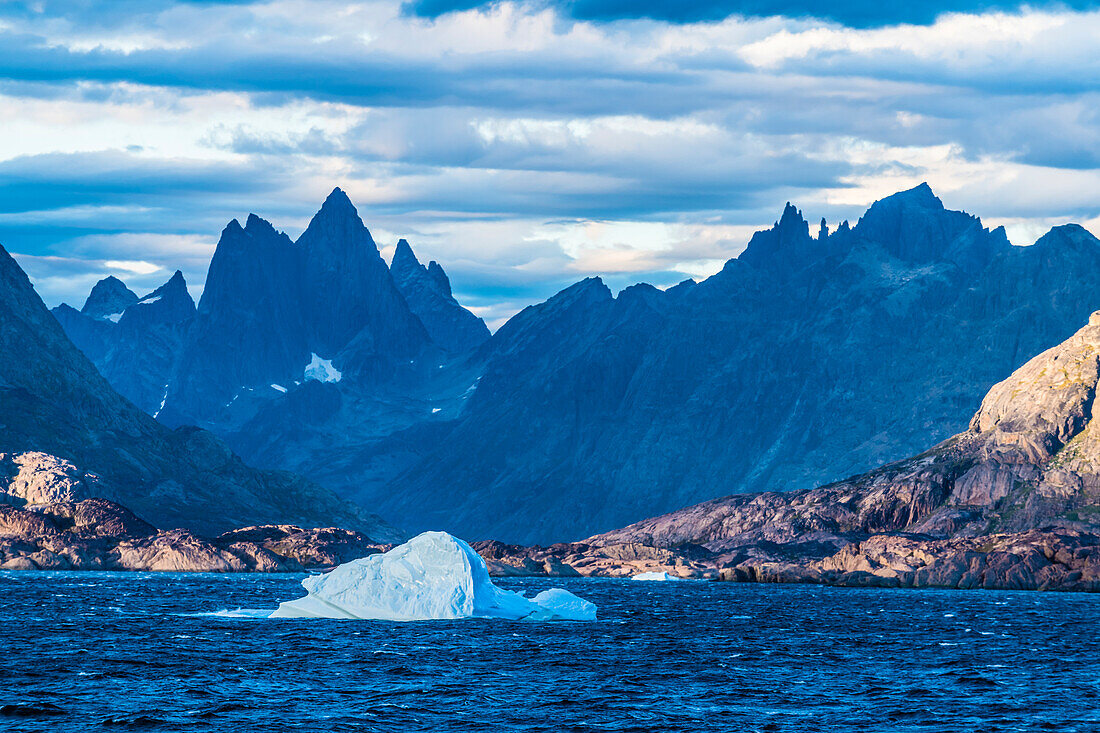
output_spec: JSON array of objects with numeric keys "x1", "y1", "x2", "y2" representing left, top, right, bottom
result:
[{"x1": 1, "y1": 1, "x2": 1099, "y2": 318}]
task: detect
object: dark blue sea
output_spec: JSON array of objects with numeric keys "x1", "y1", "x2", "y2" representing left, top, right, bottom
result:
[{"x1": 1, "y1": 572, "x2": 1098, "y2": 732}]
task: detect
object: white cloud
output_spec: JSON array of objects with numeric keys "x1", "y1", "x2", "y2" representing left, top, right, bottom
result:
[
  {"x1": 1, "y1": 0, "x2": 1099, "y2": 317},
  {"x1": 103, "y1": 259, "x2": 163, "y2": 275}
]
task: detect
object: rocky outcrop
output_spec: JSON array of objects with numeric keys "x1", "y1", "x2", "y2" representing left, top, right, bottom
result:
[
  {"x1": 721, "y1": 530, "x2": 1100, "y2": 592},
  {"x1": 0, "y1": 498, "x2": 385, "y2": 572},
  {"x1": 473, "y1": 539, "x2": 715, "y2": 578},
  {"x1": 470, "y1": 529, "x2": 1100, "y2": 591},
  {"x1": 0, "y1": 452, "x2": 105, "y2": 506}
]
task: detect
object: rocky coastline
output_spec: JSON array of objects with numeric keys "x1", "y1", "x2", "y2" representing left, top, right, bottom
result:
[{"x1": 0, "y1": 498, "x2": 385, "y2": 572}]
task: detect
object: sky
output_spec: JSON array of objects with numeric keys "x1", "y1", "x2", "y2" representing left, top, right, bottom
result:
[{"x1": 3, "y1": 1, "x2": 1100, "y2": 328}]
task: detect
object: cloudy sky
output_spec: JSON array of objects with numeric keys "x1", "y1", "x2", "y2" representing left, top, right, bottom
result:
[{"x1": 3, "y1": 0, "x2": 1100, "y2": 327}]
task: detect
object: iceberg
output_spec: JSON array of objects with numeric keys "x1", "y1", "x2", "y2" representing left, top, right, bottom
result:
[
  {"x1": 631, "y1": 571, "x2": 680, "y2": 581},
  {"x1": 271, "y1": 531, "x2": 595, "y2": 621}
]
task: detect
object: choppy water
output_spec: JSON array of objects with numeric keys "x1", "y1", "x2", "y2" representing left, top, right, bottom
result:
[{"x1": 1, "y1": 572, "x2": 1099, "y2": 732}]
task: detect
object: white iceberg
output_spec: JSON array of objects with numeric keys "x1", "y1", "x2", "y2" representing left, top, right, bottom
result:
[
  {"x1": 631, "y1": 571, "x2": 681, "y2": 581},
  {"x1": 271, "y1": 531, "x2": 595, "y2": 622}
]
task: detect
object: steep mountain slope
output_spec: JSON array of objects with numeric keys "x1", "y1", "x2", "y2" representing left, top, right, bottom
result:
[
  {"x1": 161, "y1": 214, "x2": 309, "y2": 425},
  {"x1": 52, "y1": 271, "x2": 196, "y2": 414},
  {"x1": 142, "y1": 192, "x2": 487, "y2": 507},
  {"x1": 159, "y1": 189, "x2": 485, "y2": 432},
  {"x1": 382, "y1": 185, "x2": 1100, "y2": 543},
  {"x1": 390, "y1": 238, "x2": 490, "y2": 353},
  {"x1": 0, "y1": 241, "x2": 399, "y2": 540},
  {"x1": 100, "y1": 270, "x2": 195, "y2": 415},
  {"x1": 52, "y1": 302, "x2": 113, "y2": 363}
]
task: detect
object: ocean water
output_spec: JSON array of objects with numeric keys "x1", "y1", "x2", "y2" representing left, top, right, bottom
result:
[{"x1": 1, "y1": 572, "x2": 1098, "y2": 732}]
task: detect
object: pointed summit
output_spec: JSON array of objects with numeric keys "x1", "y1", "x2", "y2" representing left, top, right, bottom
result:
[
  {"x1": 853, "y1": 182, "x2": 1003, "y2": 269},
  {"x1": 81, "y1": 275, "x2": 138, "y2": 320},
  {"x1": 390, "y1": 238, "x2": 421, "y2": 278},
  {"x1": 872, "y1": 182, "x2": 943, "y2": 212},
  {"x1": 1032, "y1": 223, "x2": 1100, "y2": 251},
  {"x1": 318, "y1": 187, "x2": 356, "y2": 217},
  {"x1": 389, "y1": 238, "x2": 489, "y2": 353},
  {"x1": 737, "y1": 201, "x2": 814, "y2": 269},
  {"x1": 296, "y1": 191, "x2": 429, "y2": 360},
  {"x1": 426, "y1": 261, "x2": 451, "y2": 298},
  {"x1": 778, "y1": 202, "x2": 807, "y2": 231},
  {"x1": 129, "y1": 270, "x2": 194, "y2": 317}
]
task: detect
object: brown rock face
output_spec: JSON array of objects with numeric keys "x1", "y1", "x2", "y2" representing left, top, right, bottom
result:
[
  {"x1": 0, "y1": 452, "x2": 104, "y2": 506},
  {"x1": 0, "y1": 499, "x2": 384, "y2": 572}
]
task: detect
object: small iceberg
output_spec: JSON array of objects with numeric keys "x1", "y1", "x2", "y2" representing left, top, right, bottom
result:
[
  {"x1": 271, "y1": 531, "x2": 595, "y2": 621},
  {"x1": 631, "y1": 571, "x2": 681, "y2": 581}
]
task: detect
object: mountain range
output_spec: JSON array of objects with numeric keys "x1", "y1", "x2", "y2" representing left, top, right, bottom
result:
[
  {"x1": 0, "y1": 240, "x2": 398, "y2": 541},
  {"x1": 52, "y1": 184, "x2": 1100, "y2": 544}
]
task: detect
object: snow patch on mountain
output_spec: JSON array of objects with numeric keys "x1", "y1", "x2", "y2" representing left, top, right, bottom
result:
[{"x1": 304, "y1": 353, "x2": 341, "y2": 383}]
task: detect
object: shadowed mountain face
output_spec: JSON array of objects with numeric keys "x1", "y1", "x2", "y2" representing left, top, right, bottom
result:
[
  {"x1": 157, "y1": 189, "x2": 484, "y2": 429},
  {"x1": 591, "y1": 310, "x2": 1100, "y2": 565},
  {"x1": 81, "y1": 276, "x2": 137, "y2": 320},
  {"x1": 2, "y1": 242, "x2": 399, "y2": 540},
  {"x1": 53, "y1": 190, "x2": 489, "y2": 519},
  {"x1": 51, "y1": 271, "x2": 196, "y2": 415},
  {"x1": 49, "y1": 184, "x2": 1100, "y2": 546},
  {"x1": 391, "y1": 239, "x2": 490, "y2": 353},
  {"x1": 378, "y1": 185, "x2": 1100, "y2": 543}
]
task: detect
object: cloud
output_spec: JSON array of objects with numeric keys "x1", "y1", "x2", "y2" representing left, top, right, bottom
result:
[
  {"x1": 1, "y1": 1, "x2": 1099, "y2": 322},
  {"x1": 403, "y1": 0, "x2": 1100, "y2": 27}
]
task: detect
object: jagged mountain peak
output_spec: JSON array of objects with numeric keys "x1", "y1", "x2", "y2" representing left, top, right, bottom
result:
[
  {"x1": 391, "y1": 238, "x2": 457, "y2": 300},
  {"x1": 81, "y1": 275, "x2": 138, "y2": 320},
  {"x1": 425, "y1": 261, "x2": 451, "y2": 297},
  {"x1": 854, "y1": 183, "x2": 950, "y2": 231},
  {"x1": 297, "y1": 187, "x2": 379, "y2": 260},
  {"x1": 389, "y1": 237, "x2": 488, "y2": 353},
  {"x1": 129, "y1": 269, "x2": 194, "y2": 313},
  {"x1": 879, "y1": 181, "x2": 941, "y2": 209},
  {"x1": 244, "y1": 212, "x2": 281, "y2": 238},
  {"x1": 390, "y1": 238, "x2": 422, "y2": 278},
  {"x1": 736, "y1": 200, "x2": 815, "y2": 269},
  {"x1": 155, "y1": 269, "x2": 187, "y2": 294},
  {"x1": 778, "y1": 201, "x2": 808, "y2": 230},
  {"x1": 558, "y1": 276, "x2": 613, "y2": 304}
]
